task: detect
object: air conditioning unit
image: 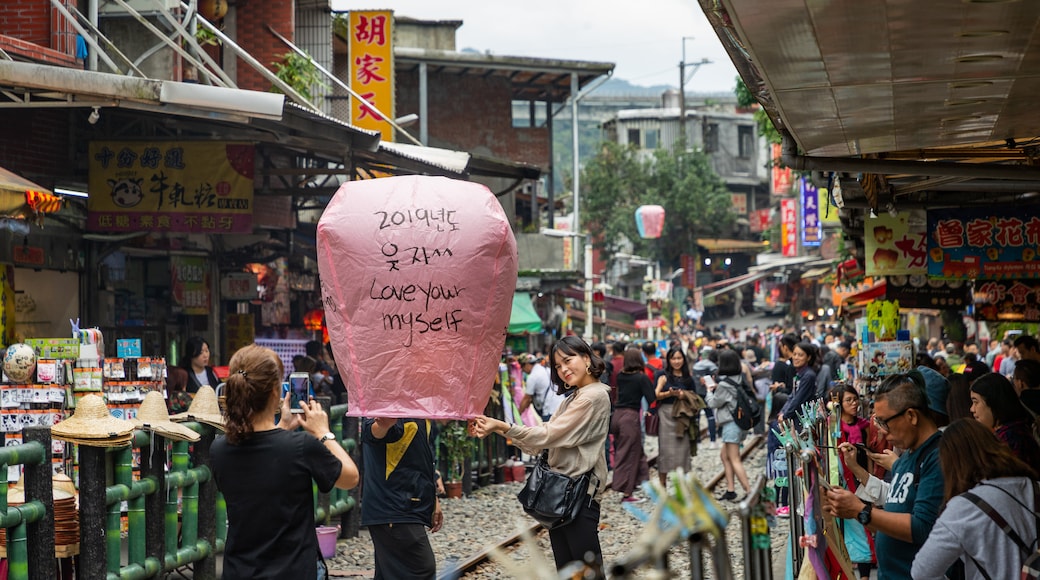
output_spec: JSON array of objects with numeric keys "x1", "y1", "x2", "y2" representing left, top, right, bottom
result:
[{"x1": 99, "y1": 0, "x2": 180, "y2": 15}]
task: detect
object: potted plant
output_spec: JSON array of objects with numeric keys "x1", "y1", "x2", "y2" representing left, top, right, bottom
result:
[{"x1": 439, "y1": 420, "x2": 476, "y2": 498}]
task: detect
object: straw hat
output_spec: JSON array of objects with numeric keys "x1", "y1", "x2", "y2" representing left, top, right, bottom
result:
[
  {"x1": 51, "y1": 394, "x2": 135, "y2": 446},
  {"x1": 132, "y1": 392, "x2": 200, "y2": 442},
  {"x1": 169, "y1": 386, "x2": 225, "y2": 430}
]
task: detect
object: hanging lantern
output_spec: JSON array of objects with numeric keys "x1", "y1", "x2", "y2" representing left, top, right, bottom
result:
[
  {"x1": 198, "y1": 0, "x2": 228, "y2": 21},
  {"x1": 303, "y1": 309, "x2": 324, "y2": 332},
  {"x1": 635, "y1": 205, "x2": 666, "y2": 239}
]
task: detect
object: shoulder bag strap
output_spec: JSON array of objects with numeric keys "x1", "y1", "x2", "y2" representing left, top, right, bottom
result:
[{"x1": 961, "y1": 490, "x2": 1033, "y2": 556}]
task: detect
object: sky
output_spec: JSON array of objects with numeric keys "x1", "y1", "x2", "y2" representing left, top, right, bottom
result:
[{"x1": 329, "y1": 0, "x2": 741, "y2": 94}]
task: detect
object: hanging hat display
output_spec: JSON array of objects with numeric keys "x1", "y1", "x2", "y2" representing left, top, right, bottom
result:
[
  {"x1": 132, "y1": 391, "x2": 201, "y2": 442},
  {"x1": 50, "y1": 394, "x2": 134, "y2": 447},
  {"x1": 169, "y1": 385, "x2": 225, "y2": 430}
]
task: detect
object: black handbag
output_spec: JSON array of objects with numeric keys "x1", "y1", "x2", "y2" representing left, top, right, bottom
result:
[{"x1": 517, "y1": 453, "x2": 595, "y2": 530}]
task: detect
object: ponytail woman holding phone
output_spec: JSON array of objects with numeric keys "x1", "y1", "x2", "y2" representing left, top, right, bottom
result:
[{"x1": 211, "y1": 345, "x2": 359, "y2": 579}]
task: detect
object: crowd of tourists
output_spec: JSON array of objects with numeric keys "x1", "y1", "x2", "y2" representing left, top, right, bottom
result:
[{"x1": 499, "y1": 325, "x2": 1040, "y2": 578}]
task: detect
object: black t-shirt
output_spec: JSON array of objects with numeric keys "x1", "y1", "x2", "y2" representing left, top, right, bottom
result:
[
  {"x1": 212, "y1": 429, "x2": 342, "y2": 579},
  {"x1": 615, "y1": 372, "x2": 656, "y2": 410},
  {"x1": 361, "y1": 418, "x2": 437, "y2": 527}
]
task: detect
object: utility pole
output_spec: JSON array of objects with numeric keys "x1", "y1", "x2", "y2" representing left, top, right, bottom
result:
[{"x1": 678, "y1": 37, "x2": 711, "y2": 147}]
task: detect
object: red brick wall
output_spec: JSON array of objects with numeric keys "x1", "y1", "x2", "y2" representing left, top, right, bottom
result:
[
  {"x1": 0, "y1": 109, "x2": 72, "y2": 179},
  {"x1": 234, "y1": 1, "x2": 294, "y2": 92},
  {"x1": 0, "y1": 1, "x2": 78, "y2": 66},
  {"x1": 397, "y1": 70, "x2": 550, "y2": 168}
]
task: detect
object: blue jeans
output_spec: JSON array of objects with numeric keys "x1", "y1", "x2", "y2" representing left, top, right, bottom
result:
[{"x1": 702, "y1": 407, "x2": 717, "y2": 441}]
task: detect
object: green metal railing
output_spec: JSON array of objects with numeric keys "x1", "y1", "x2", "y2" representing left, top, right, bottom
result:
[{"x1": 1, "y1": 398, "x2": 359, "y2": 580}]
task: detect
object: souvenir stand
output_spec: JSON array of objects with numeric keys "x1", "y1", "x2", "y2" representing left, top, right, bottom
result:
[
  {"x1": 1, "y1": 328, "x2": 170, "y2": 567},
  {"x1": 767, "y1": 300, "x2": 911, "y2": 579}
]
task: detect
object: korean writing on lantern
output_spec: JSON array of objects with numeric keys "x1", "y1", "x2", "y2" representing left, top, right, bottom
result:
[
  {"x1": 353, "y1": 14, "x2": 388, "y2": 121},
  {"x1": 936, "y1": 216, "x2": 1040, "y2": 248}
]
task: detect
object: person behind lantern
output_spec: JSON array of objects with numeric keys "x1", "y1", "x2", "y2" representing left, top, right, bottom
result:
[
  {"x1": 911, "y1": 418, "x2": 1040, "y2": 579},
  {"x1": 178, "y1": 336, "x2": 220, "y2": 394},
  {"x1": 361, "y1": 416, "x2": 444, "y2": 579},
  {"x1": 705, "y1": 349, "x2": 751, "y2": 501},
  {"x1": 969, "y1": 372, "x2": 1040, "y2": 466},
  {"x1": 610, "y1": 348, "x2": 654, "y2": 502},
  {"x1": 823, "y1": 372, "x2": 944, "y2": 579},
  {"x1": 469, "y1": 336, "x2": 611, "y2": 570},
  {"x1": 655, "y1": 346, "x2": 700, "y2": 486},
  {"x1": 829, "y1": 385, "x2": 876, "y2": 580},
  {"x1": 211, "y1": 344, "x2": 359, "y2": 580}
]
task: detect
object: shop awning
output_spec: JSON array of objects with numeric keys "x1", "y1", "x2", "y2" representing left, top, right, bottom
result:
[
  {"x1": 801, "y1": 266, "x2": 833, "y2": 280},
  {"x1": 567, "y1": 308, "x2": 638, "y2": 333},
  {"x1": 0, "y1": 166, "x2": 63, "y2": 220},
  {"x1": 843, "y1": 281, "x2": 887, "y2": 304},
  {"x1": 509, "y1": 292, "x2": 543, "y2": 334},
  {"x1": 559, "y1": 287, "x2": 649, "y2": 317},
  {"x1": 702, "y1": 271, "x2": 773, "y2": 300},
  {"x1": 697, "y1": 238, "x2": 771, "y2": 254}
]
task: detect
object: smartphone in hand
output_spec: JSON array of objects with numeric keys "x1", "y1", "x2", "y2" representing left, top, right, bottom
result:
[
  {"x1": 854, "y1": 442, "x2": 877, "y2": 454},
  {"x1": 702, "y1": 375, "x2": 716, "y2": 388},
  {"x1": 287, "y1": 372, "x2": 313, "y2": 414}
]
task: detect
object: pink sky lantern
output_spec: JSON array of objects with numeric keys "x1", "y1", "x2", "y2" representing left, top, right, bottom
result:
[
  {"x1": 635, "y1": 205, "x2": 666, "y2": 238},
  {"x1": 316, "y1": 175, "x2": 518, "y2": 419}
]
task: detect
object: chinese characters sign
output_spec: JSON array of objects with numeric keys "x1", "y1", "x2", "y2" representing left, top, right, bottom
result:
[
  {"x1": 771, "y1": 143, "x2": 793, "y2": 196},
  {"x1": 781, "y1": 198, "x2": 797, "y2": 257},
  {"x1": 975, "y1": 279, "x2": 1040, "y2": 322},
  {"x1": 349, "y1": 10, "x2": 394, "y2": 141},
  {"x1": 928, "y1": 206, "x2": 1040, "y2": 279},
  {"x1": 749, "y1": 208, "x2": 771, "y2": 233},
  {"x1": 864, "y1": 210, "x2": 927, "y2": 276},
  {"x1": 801, "y1": 177, "x2": 820, "y2": 246},
  {"x1": 88, "y1": 141, "x2": 254, "y2": 233},
  {"x1": 171, "y1": 256, "x2": 210, "y2": 315},
  {"x1": 730, "y1": 193, "x2": 747, "y2": 216}
]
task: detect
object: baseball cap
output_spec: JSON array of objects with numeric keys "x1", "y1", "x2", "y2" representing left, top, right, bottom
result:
[
  {"x1": 522, "y1": 354, "x2": 538, "y2": 365},
  {"x1": 916, "y1": 366, "x2": 949, "y2": 417}
]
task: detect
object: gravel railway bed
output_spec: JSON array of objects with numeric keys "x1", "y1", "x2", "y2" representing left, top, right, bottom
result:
[{"x1": 327, "y1": 434, "x2": 789, "y2": 579}]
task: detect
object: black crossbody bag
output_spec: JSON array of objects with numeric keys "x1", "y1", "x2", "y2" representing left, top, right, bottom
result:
[{"x1": 517, "y1": 451, "x2": 597, "y2": 530}]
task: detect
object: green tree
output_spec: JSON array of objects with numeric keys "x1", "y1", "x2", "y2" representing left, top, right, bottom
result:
[{"x1": 581, "y1": 140, "x2": 735, "y2": 271}]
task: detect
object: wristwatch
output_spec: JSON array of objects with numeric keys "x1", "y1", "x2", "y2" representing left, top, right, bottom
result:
[
  {"x1": 856, "y1": 502, "x2": 873, "y2": 526},
  {"x1": 318, "y1": 432, "x2": 336, "y2": 443}
]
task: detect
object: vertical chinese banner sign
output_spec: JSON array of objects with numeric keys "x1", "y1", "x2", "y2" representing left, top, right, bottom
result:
[
  {"x1": 801, "y1": 177, "x2": 821, "y2": 246},
  {"x1": 171, "y1": 256, "x2": 211, "y2": 315},
  {"x1": 87, "y1": 141, "x2": 254, "y2": 233},
  {"x1": 781, "y1": 198, "x2": 798, "y2": 257},
  {"x1": 349, "y1": 10, "x2": 394, "y2": 141},
  {"x1": 771, "y1": 143, "x2": 793, "y2": 196}
]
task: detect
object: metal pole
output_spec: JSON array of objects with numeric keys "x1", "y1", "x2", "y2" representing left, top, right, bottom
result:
[
  {"x1": 88, "y1": 0, "x2": 98, "y2": 71},
  {"x1": 679, "y1": 59, "x2": 686, "y2": 145},
  {"x1": 419, "y1": 62, "x2": 429, "y2": 145},
  {"x1": 572, "y1": 72, "x2": 592, "y2": 342},
  {"x1": 584, "y1": 242, "x2": 594, "y2": 341}
]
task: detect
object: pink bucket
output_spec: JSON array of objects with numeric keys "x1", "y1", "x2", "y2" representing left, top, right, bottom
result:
[{"x1": 316, "y1": 526, "x2": 339, "y2": 559}]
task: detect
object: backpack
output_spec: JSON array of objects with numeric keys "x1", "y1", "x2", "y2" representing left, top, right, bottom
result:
[{"x1": 724, "y1": 376, "x2": 761, "y2": 430}]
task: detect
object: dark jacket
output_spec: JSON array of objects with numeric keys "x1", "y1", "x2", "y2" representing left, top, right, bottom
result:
[{"x1": 184, "y1": 366, "x2": 221, "y2": 394}]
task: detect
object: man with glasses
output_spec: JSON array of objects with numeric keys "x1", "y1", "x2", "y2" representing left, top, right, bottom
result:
[{"x1": 823, "y1": 372, "x2": 944, "y2": 579}]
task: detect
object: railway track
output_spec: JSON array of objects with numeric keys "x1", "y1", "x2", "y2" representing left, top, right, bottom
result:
[{"x1": 439, "y1": 434, "x2": 765, "y2": 579}]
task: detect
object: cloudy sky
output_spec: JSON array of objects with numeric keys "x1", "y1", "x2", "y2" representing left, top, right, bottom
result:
[{"x1": 329, "y1": 0, "x2": 741, "y2": 93}]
